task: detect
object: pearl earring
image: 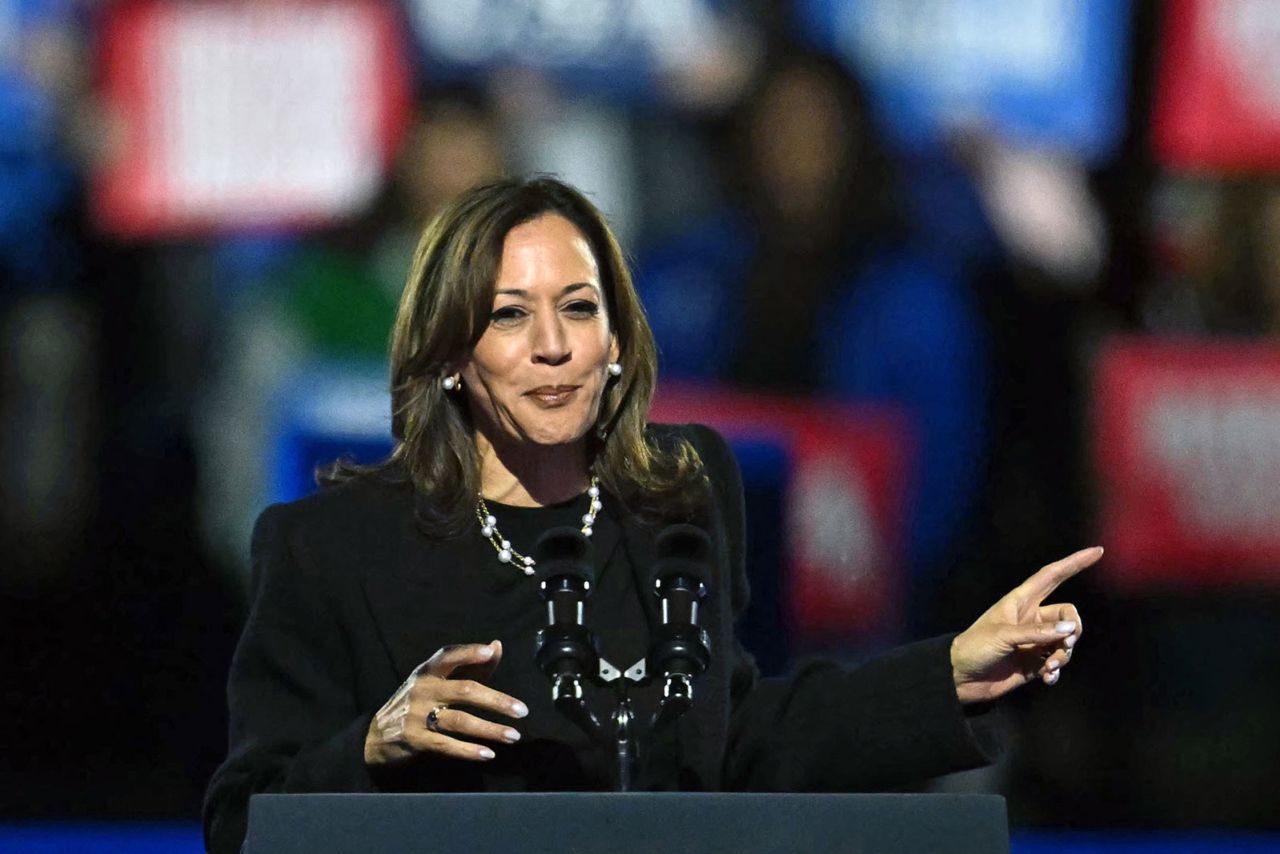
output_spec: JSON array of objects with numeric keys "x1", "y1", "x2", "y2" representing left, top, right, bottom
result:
[
  {"x1": 442, "y1": 374, "x2": 460, "y2": 391},
  {"x1": 607, "y1": 362, "x2": 622, "y2": 377}
]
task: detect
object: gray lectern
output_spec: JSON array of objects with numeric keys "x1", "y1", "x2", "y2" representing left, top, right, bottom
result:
[{"x1": 244, "y1": 792, "x2": 1009, "y2": 853}]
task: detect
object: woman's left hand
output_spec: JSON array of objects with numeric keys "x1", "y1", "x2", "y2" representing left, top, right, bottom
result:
[{"x1": 950, "y1": 546, "x2": 1102, "y2": 704}]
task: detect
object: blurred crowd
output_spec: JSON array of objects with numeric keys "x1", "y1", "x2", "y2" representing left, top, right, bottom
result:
[{"x1": 2, "y1": 0, "x2": 1278, "y2": 832}]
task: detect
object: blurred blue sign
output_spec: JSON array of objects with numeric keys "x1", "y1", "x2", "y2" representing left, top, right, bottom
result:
[
  {"x1": 270, "y1": 364, "x2": 394, "y2": 504},
  {"x1": 795, "y1": 0, "x2": 1131, "y2": 162},
  {"x1": 405, "y1": 0, "x2": 729, "y2": 101}
]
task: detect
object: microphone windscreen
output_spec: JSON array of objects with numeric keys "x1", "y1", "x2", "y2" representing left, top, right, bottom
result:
[
  {"x1": 652, "y1": 524, "x2": 712, "y2": 585},
  {"x1": 532, "y1": 526, "x2": 596, "y2": 585}
]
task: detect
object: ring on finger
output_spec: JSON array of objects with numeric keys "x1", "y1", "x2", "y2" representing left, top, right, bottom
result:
[{"x1": 426, "y1": 703, "x2": 449, "y2": 733}]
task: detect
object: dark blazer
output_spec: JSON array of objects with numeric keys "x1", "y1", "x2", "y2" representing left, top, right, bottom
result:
[{"x1": 204, "y1": 424, "x2": 996, "y2": 853}]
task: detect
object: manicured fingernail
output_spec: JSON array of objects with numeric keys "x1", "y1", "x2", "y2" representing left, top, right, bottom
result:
[
  {"x1": 1055, "y1": 621, "x2": 1077, "y2": 634},
  {"x1": 477, "y1": 646, "x2": 494, "y2": 659},
  {"x1": 1047, "y1": 658, "x2": 1061, "y2": 671},
  {"x1": 478, "y1": 747, "x2": 495, "y2": 760},
  {"x1": 1045, "y1": 670, "x2": 1060, "y2": 685},
  {"x1": 1065, "y1": 634, "x2": 1078, "y2": 649},
  {"x1": 504, "y1": 728, "x2": 521, "y2": 743},
  {"x1": 511, "y1": 701, "x2": 529, "y2": 718}
]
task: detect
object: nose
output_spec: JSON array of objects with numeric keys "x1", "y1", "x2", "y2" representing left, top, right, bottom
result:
[{"x1": 530, "y1": 309, "x2": 571, "y2": 366}]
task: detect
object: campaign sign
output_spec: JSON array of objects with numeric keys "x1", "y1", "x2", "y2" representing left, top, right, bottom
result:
[
  {"x1": 269, "y1": 363, "x2": 394, "y2": 506},
  {"x1": 95, "y1": 0, "x2": 411, "y2": 237},
  {"x1": 652, "y1": 384, "x2": 913, "y2": 640},
  {"x1": 1094, "y1": 338, "x2": 1280, "y2": 589},
  {"x1": 794, "y1": 0, "x2": 1131, "y2": 162},
  {"x1": 404, "y1": 0, "x2": 728, "y2": 102},
  {"x1": 1154, "y1": 0, "x2": 1280, "y2": 171}
]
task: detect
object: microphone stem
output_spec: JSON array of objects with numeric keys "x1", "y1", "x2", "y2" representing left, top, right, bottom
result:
[{"x1": 613, "y1": 692, "x2": 635, "y2": 792}]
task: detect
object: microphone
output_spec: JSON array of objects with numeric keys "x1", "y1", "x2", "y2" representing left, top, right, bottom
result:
[
  {"x1": 649, "y1": 524, "x2": 712, "y2": 730},
  {"x1": 532, "y1": 527, "x2": 602, "y2": 738}
]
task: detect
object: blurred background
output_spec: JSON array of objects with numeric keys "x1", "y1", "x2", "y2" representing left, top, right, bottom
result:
[{"x1": 2, "y1": 0, "x2": 1279, "y2": 850}]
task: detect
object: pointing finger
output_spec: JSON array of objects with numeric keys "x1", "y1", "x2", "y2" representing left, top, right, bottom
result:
[{"x1": 1016, "y1": 547, "x2": 1103, "y2": 605}]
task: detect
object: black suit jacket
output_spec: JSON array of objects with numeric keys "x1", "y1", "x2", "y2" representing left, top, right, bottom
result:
[{"x1": 204, "y1": 424, "x2": 996, "y2": 853}]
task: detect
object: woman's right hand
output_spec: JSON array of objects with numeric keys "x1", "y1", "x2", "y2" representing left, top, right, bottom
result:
[{"x1": 364, "y1": 640, "x2": 529, "y2": 766}]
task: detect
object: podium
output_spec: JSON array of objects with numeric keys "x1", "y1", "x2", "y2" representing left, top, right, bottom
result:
[{"x1": 244, "y1": 792, "x2": 1009, "y2": 853}]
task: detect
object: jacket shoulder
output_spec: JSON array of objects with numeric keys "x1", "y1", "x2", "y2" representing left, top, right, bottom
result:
[
  {"x1": 646, "y1": 421, "x2": 726, "y2": 452},
  {"x1": 254, "y1": 471, "x2": 414, "y2": 551},
  {"x1": 647, "y1": 422, "x2": 736, "y2": 475}
]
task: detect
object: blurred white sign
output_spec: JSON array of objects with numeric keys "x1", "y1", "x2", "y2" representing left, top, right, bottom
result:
[
  {"x1": 1145, "y1": 387, "x2": 1280, "y2": 537},
  {"x1": 789, "y1": 461, "x2": 882, "y2": 593},
  {"x1": 1095, "y1": 338, "x2": 1280, "y2": 588},
  {"x1": 410, "y1": 0, "x2": 717, "y2": 67},
  {"x1": 1213, "y1": 0, "x2": 1280, "y2": 113},
  {"x1": 96, "y1": 0, "x2": 410, "y2": 236}
]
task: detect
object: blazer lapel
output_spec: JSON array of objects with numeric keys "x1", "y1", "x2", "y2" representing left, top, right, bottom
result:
[
  {"x1": 359, "y1": 533, "x2": 478, "y2": 678},
  {"x1": 618, "y1": 513, "x2": 662, "y2": 634}
]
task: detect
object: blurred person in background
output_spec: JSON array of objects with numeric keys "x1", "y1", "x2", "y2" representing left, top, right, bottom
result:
[
  {"x1": 1145, "y1": 179, "x2": 1280, "y2": 337},
  {"x1": 0, "y1": 0, "x2": 95, "y2": 585},
  {"x1": 195, "y1": 87, "x2": 508, "y2": 570},
  {"x1": 271, "y1": 87, "x2": 508, "y2": 361},
  {"x1": 636, "y1": 46, "x2": 989, "y2": 634},
  {"x1": 203, "y1": 175, "x2": 1096, "y2": 854},
  {"x1": 1, "y1": 0, "x2": 245, "y2": 821}
]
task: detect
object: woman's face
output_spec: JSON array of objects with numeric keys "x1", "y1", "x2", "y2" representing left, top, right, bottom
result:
[{"x1": 460, "y1": 213, "x2": 619, "y2": 448}]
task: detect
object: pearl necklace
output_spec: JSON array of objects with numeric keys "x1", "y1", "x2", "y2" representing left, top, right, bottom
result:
[{"x1": 476, "y1": 477, "x2": 603, "y2": 576}]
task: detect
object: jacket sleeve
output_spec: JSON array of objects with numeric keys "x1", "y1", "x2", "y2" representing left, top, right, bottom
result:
[
  {"x1": 684, "y1": 423, "x2": 999, "y2": 792},
  {"x1": 203, "y1": 503, "x2": 379, "y2": 854}
]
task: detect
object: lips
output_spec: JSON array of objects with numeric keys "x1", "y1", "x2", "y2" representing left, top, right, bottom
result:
[{"x1": 526, "y1": 385, "x2": 580, "y2": 406}]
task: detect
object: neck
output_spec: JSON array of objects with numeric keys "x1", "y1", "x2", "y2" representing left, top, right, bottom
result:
[{"x1": 474, "y1": 429, "x2": 591, "y2": 508}]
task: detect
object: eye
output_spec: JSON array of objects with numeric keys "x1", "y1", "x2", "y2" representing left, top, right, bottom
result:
[
  {"x1": 490, "y1": 306, "x2": 527, "y2": 327},
  {"x1": 564, "y1": 300, "x2": 600, "y2": 318}
]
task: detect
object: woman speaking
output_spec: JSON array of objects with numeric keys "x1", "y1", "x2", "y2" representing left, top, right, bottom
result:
[{"x1": 203, "y1": 177, "x2": 1096, "y2": 854}]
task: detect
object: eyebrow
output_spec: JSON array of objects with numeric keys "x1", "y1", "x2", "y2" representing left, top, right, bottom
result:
[{"x1": 495, "y1": 282, "x2": 598, "y2": 298}]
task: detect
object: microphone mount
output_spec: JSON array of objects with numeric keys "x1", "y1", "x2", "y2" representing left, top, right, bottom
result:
[{"x1": 532, "y1": 524, "x2": 714, "y2": 791}]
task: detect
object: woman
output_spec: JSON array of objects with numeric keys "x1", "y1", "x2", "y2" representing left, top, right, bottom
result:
[{"x1": 203, "y1": 177, "x2": 1094, "y2": 854}]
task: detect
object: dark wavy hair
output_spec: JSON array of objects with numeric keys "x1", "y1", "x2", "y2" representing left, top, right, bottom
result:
[{"x1": 322, "y1": 176, "x2": 707, "y2": 535}]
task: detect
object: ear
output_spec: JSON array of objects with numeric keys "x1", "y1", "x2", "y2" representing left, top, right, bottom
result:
[
  {"x1": 608, "y1": 332, "x2": 620, "y2": 365},
  {"x1": 455, "y1": 356, "x2": 476, "y2": 384}
]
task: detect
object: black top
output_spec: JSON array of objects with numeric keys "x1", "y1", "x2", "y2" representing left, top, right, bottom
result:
[
  {"x1": 204, "y1": 424, "x2": 998, "y2": 854},
  {"x1": 455, "y1": 491, "x2": 665, "y2": 791}
]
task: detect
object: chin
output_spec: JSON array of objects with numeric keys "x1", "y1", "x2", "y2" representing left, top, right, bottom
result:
[
  {"x1": 522, "y1": 423, "x2": 591, "y2": 446},
  {"x1": 507, "y1": 396, "x2": 599, "y2": 446},
  {"x1": 517, "y1": 411, "x2": 594, "y2": 446}
]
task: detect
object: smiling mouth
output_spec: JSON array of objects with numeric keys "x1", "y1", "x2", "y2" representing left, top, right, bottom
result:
[{"x1": 526, "y1": 386, "x2": 580, "y2": 406}]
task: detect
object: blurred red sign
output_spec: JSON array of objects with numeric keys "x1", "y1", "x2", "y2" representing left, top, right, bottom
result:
[
  {"x1": 95, "y1": 0, "x2": 411, "y2": 237},
  {"x1": 651, "y1": 384, "x2": 912, "y2": 638},
  {"x1": 1154, "y1": 0, "x2": 1280, "y2": 172},
  {"x1": 1094, "y1": 338, "x2": 1280, "y2": 589}
]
